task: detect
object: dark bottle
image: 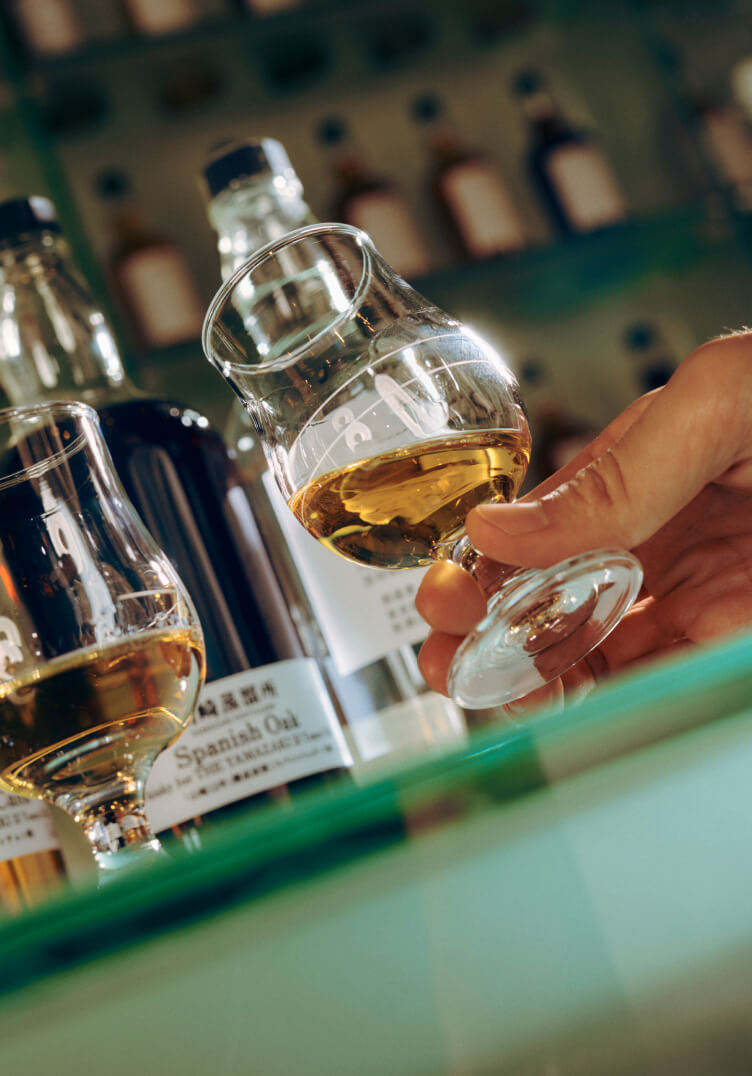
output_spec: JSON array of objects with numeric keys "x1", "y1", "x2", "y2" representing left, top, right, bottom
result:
[
  {"x1": 0, "y1": 196, "x2": 352, "y2": 847},
  {"x1": 622, "y1": 321, "x2": 678, "y2": 394},
  {"x1": 410, "y1": 91, "x2": 528, "y2": 261},
  {"x1": 518, "y1": 358, "x2": 597, "y2": 486},
  {"x1": 511, "y1": 68, "x2": 629, "y2": 236},
  {"x1": 95, "y1": 169, "x2": 205, "y2": 352},
  {"x1": 316, "y1": 115, "x2": 432, "y2": 279}
]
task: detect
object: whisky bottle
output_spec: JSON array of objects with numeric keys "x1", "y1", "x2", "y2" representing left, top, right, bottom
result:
[
  {"x1": 0, "y1": 792, "x2": 66, "y2": 915},
  {"x1": 512, "y1": 68, "x2": 629, "y2": 236},
  {"x1": 316, "y1": 115, "x2": 432, "y2": 278},
  {"x1": 5, "y1": 0, "x2": 84, "y2": 57},
  {"x1": 690, "y1": 94, "x2": 752, "y2": 213},
  {"x1": 622, "y1": 321, "x2": 678, "y2": 394},
  {"x1": 120, "y1": 0, "x2": 202, "y2": 36},
  {"x1": 96, "y1": 169, "x2": 205, "y2": 351},
  {"x1": 202, "y1": 138, "x2": 466, "y2": 767},
  {"x1": 410, "y1": 91, "x2": 528, "y2": 260},
  {"x1": 0, "y1": 196, "x2": 352, "y2": 846}
]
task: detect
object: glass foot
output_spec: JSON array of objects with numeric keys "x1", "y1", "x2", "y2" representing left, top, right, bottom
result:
[{"x1": 447, "y1": 549, "x2": 643, "y2": 710}]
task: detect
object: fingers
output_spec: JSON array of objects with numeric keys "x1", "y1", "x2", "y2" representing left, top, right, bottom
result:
[
  {"x1": 466, "y1": 334, "x2": 752, "y2": 568},
  {"x1": 417, "y1": 629, "x2": 464, "y2": 696},
  {"x1": 415, "y1": 561, "x2": 487, "y2": 636}
]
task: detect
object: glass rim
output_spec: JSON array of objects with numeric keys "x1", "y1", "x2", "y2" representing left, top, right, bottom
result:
[
  {"x1": 0, "y1": 399, "x2": 100, "y2": 492},
  {"x1": 201, "y1": 221, "x2": 373, "y2": 374}
]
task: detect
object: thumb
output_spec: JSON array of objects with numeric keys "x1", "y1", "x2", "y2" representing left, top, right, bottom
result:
[{"x1": 466, "y1": 337, "x2": 752, "y2": 568}]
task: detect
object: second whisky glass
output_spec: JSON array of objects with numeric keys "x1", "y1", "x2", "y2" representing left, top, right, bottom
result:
[{"x1": 202, "y1": 223, "x2": 642, "y2": 709}]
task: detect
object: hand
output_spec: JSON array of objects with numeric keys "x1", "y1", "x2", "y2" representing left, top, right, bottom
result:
[{"x1": 416, "y1": 333, "x2": 752, "y2": 709}]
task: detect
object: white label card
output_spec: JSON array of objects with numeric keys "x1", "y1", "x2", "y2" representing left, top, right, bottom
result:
[
  {"x1": 263, "y1": 471, "x2": 430, "y2": 677},
  {"x1": 546, "y1": 144, "x2": 628, "y2": 232},
  {"x1": 441, "y1": 161, "x2": 528, "y2": 257},
  {"x1": 118, "y1": 246, "x2": 204, "y2": 349},
  {"x1": 348, "y1": 191, "x2": 432, "y2": 279},
  {"x1": 0, "y1": 793, "x2": 60, "y2": 860},
  {"x1": 145, "y1": 659, "x2": 352, "y2": 833}
]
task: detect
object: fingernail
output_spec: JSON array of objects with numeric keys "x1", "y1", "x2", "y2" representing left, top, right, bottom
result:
[{"x1": 474, "y1": 502, "x2": 549, "y2": 534}]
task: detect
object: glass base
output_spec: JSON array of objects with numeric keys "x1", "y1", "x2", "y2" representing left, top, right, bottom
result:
[{"x1": 447, "y1": 549, "x2": 643, "y2": 710}]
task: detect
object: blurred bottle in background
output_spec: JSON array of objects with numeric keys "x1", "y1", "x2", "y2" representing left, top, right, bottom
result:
[
  {"x1": 518, "y1": 357, "x2": 597, "y2": 486},
  {"x1": 202, "y1": 137, "x2": 466, "y2": 772},
  {"x1": 622, "y1": 320, "x2": 679, "y2": 394},
  {"x1": 410, "y1": 91, "x2": 528, "y2": 262},
  {"x1": 4, "y1": 0, "x2": 84, "y2": 57},
  {"x1": 512, "y1": 68, "x2": 629, "y2": 236},
  {"x1": 0, "y1": 195, "x2": 352, "y2": 847},
  {"x1": 0, "y1": 793, "x2": 66, "y2": 915},
  {"x1": 120, "y1": 0, "x2": 202, "y2": 36},
  {"x1": 96, "y1": 169, "x2": 205, "y2": 351},
  {"x1": 241, "y1": 0, "x2": 308, "y2": 14},
  {"x1": 689, "y1": 93, "x2": 752, "y2": 213},
  {"x1": 316, "y1": 115, "x2": 433, "y2": 279},
  {"x1": 731, "y1": 55, "x2": 752, "y2": 125}
]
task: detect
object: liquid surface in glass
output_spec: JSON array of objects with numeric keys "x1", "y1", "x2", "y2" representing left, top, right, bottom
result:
[
  {"x1": 0, "y1": 627, "x2": 204, "y2": 803},
  {"x1": 288, "y1": 429, "x2": 531, "y2": 569}
]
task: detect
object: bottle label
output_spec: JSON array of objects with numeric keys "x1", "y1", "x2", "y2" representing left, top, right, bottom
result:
[
  {"x1": 118, "y1": 245, "x2": 204, "y2": 349},
  {"x1": 546, "y1": 144, "x2": 628, "y2": 232},
  {"x1": 441, "y1": 161, "x2": 527, "y2": 257},
  {"x1": 262, "y1": 472, "x2": 430, "y2": 677},
  {"x1": 0, "y1": 793, "x2": 60, "y2": 861},
  {"x1": 124, "y1": 0, "x2": 199, "y2": 34},
  {"x1": 701, "y1": 108, "x2": 752, "y2": 189},
  {"x1": 145, "y1": 659, "x2": 352, "y2": 832},
  {"x1": 347, "y1": 192, "x2": 432, "y2": 278}
]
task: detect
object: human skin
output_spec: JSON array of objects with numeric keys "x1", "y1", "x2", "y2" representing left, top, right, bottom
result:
[{"x1": 416, "y1": 332, "x2": 752, "y2": 710}]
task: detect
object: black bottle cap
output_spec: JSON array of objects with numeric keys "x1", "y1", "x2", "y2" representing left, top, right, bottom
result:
[
  {"x1": 94, "y1": 168, "x2": 131, "y2": 200},
  {"x1": 202, "y1": 138, "x2": 294, "y2": 199},
  {"x1": 512, "y1": 68, "x2": 545, "y2": 97},
  {"x1": 0, "y1": 196, "x2": 60, "y2": 242},
  {"x1": 519, "y1": 358, "x2": 545, "y2": 385},
  {"x1": 411, "y1": 93, "x2": 444, "y2": 123},
  {"x1": 316, "y1": 116, "x2": 348, "y2": 145},
  {"x1": 624, "y1": 322, "x2": 657, "y2": 351}
]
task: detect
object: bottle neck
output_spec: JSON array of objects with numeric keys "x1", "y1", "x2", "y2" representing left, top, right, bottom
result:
[
  {"x1": 208, "y1": 176, "x2": 317, "y2": 280},
  {"x1": 0, "y1": 231, "x2": 139, "y2": 408}
]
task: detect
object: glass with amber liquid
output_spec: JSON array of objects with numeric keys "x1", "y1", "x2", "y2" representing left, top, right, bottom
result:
[
  {"x1": 203, "y1": 223, "x2": 641, "y2": 708},
  {"x1": 0, "y1": 402, "x2": 204, "y2": 878}
]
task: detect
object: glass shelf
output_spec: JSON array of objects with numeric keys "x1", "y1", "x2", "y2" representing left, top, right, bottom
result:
[{"x1": 2, "y1": 627, "x2": 752, "y2": 1003}]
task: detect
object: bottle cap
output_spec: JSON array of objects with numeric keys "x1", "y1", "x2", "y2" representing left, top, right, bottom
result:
[
  {"x1": 316, "y1": 116, "x2": 348, "y2": 145},
  {"x1": 202, "y1": 138, "x2": 294, "y2": 198},
  {"x1": 512, "y1": 69, "x2": 545, "y2": 97},
  {"x1": 624, "y1": 322, "x2": 657, "y2": 351},
  {"x1": 411, "y1": 93, "x2": 443, "y2": 123},
  {"x1": 0, "y1": 196, "x2": 60, "y2": 242}
]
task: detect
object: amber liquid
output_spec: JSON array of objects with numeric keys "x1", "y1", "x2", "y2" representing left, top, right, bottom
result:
[
  {"x1": 0, "y1": 628, "x2": 204, "y2": 805},
  {"x1": 288, "y1": 429, "x2": 531, "y2": 569}
]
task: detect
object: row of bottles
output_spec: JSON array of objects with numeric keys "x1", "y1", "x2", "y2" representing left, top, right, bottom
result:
[
  {"x1": 3, "y1": 0, "x2": 311, "y2": 57},
  {"x1": 94, "y1": 71, "x2": 634, "y2": 353},
  {"x1": 86, "y1": 63, "x2": 752, "y2": 356}
]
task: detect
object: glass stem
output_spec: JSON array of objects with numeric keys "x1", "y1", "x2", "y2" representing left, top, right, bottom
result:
[
  {"x1": 451, "y1": 536, "x2": 522, "y2": 600},
  {"x1": 57, "y1": 776, "x2": 165, "y2": 881}
]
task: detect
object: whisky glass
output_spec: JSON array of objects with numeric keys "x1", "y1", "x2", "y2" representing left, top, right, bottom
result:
[
  {"x1": 0, "y1": 402, "x2": 204, "y2": 878},
  {"x1": 202, "y1": 223, "x2": 642, "y2": 709}
]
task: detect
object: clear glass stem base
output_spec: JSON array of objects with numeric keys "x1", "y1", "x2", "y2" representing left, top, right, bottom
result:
[
  {"x1": 58, "y1": 778, "x2": 166, "y2": 881},
  {"x1": 447, "y1": 549, "x2": 643, "y2": 710}
]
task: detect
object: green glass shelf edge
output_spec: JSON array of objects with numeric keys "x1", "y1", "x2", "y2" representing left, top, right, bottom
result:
[
  {"x1": 415, "y1": 203, "x2": 719, "y2": 320},
  {"x1": 134, "y1": 203, "x2": 718, "y2": 384},
  {"x1": 2, "y1": 627, "x2": 752, "y2": 1001}
]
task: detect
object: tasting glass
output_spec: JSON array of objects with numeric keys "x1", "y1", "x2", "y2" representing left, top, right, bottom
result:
[
  {"x1": 0, "y1": 402, "x2": 205, "y2": 878},
  {"x1": 202, "y1": 223, "x2": 641, "y2": 709}
]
